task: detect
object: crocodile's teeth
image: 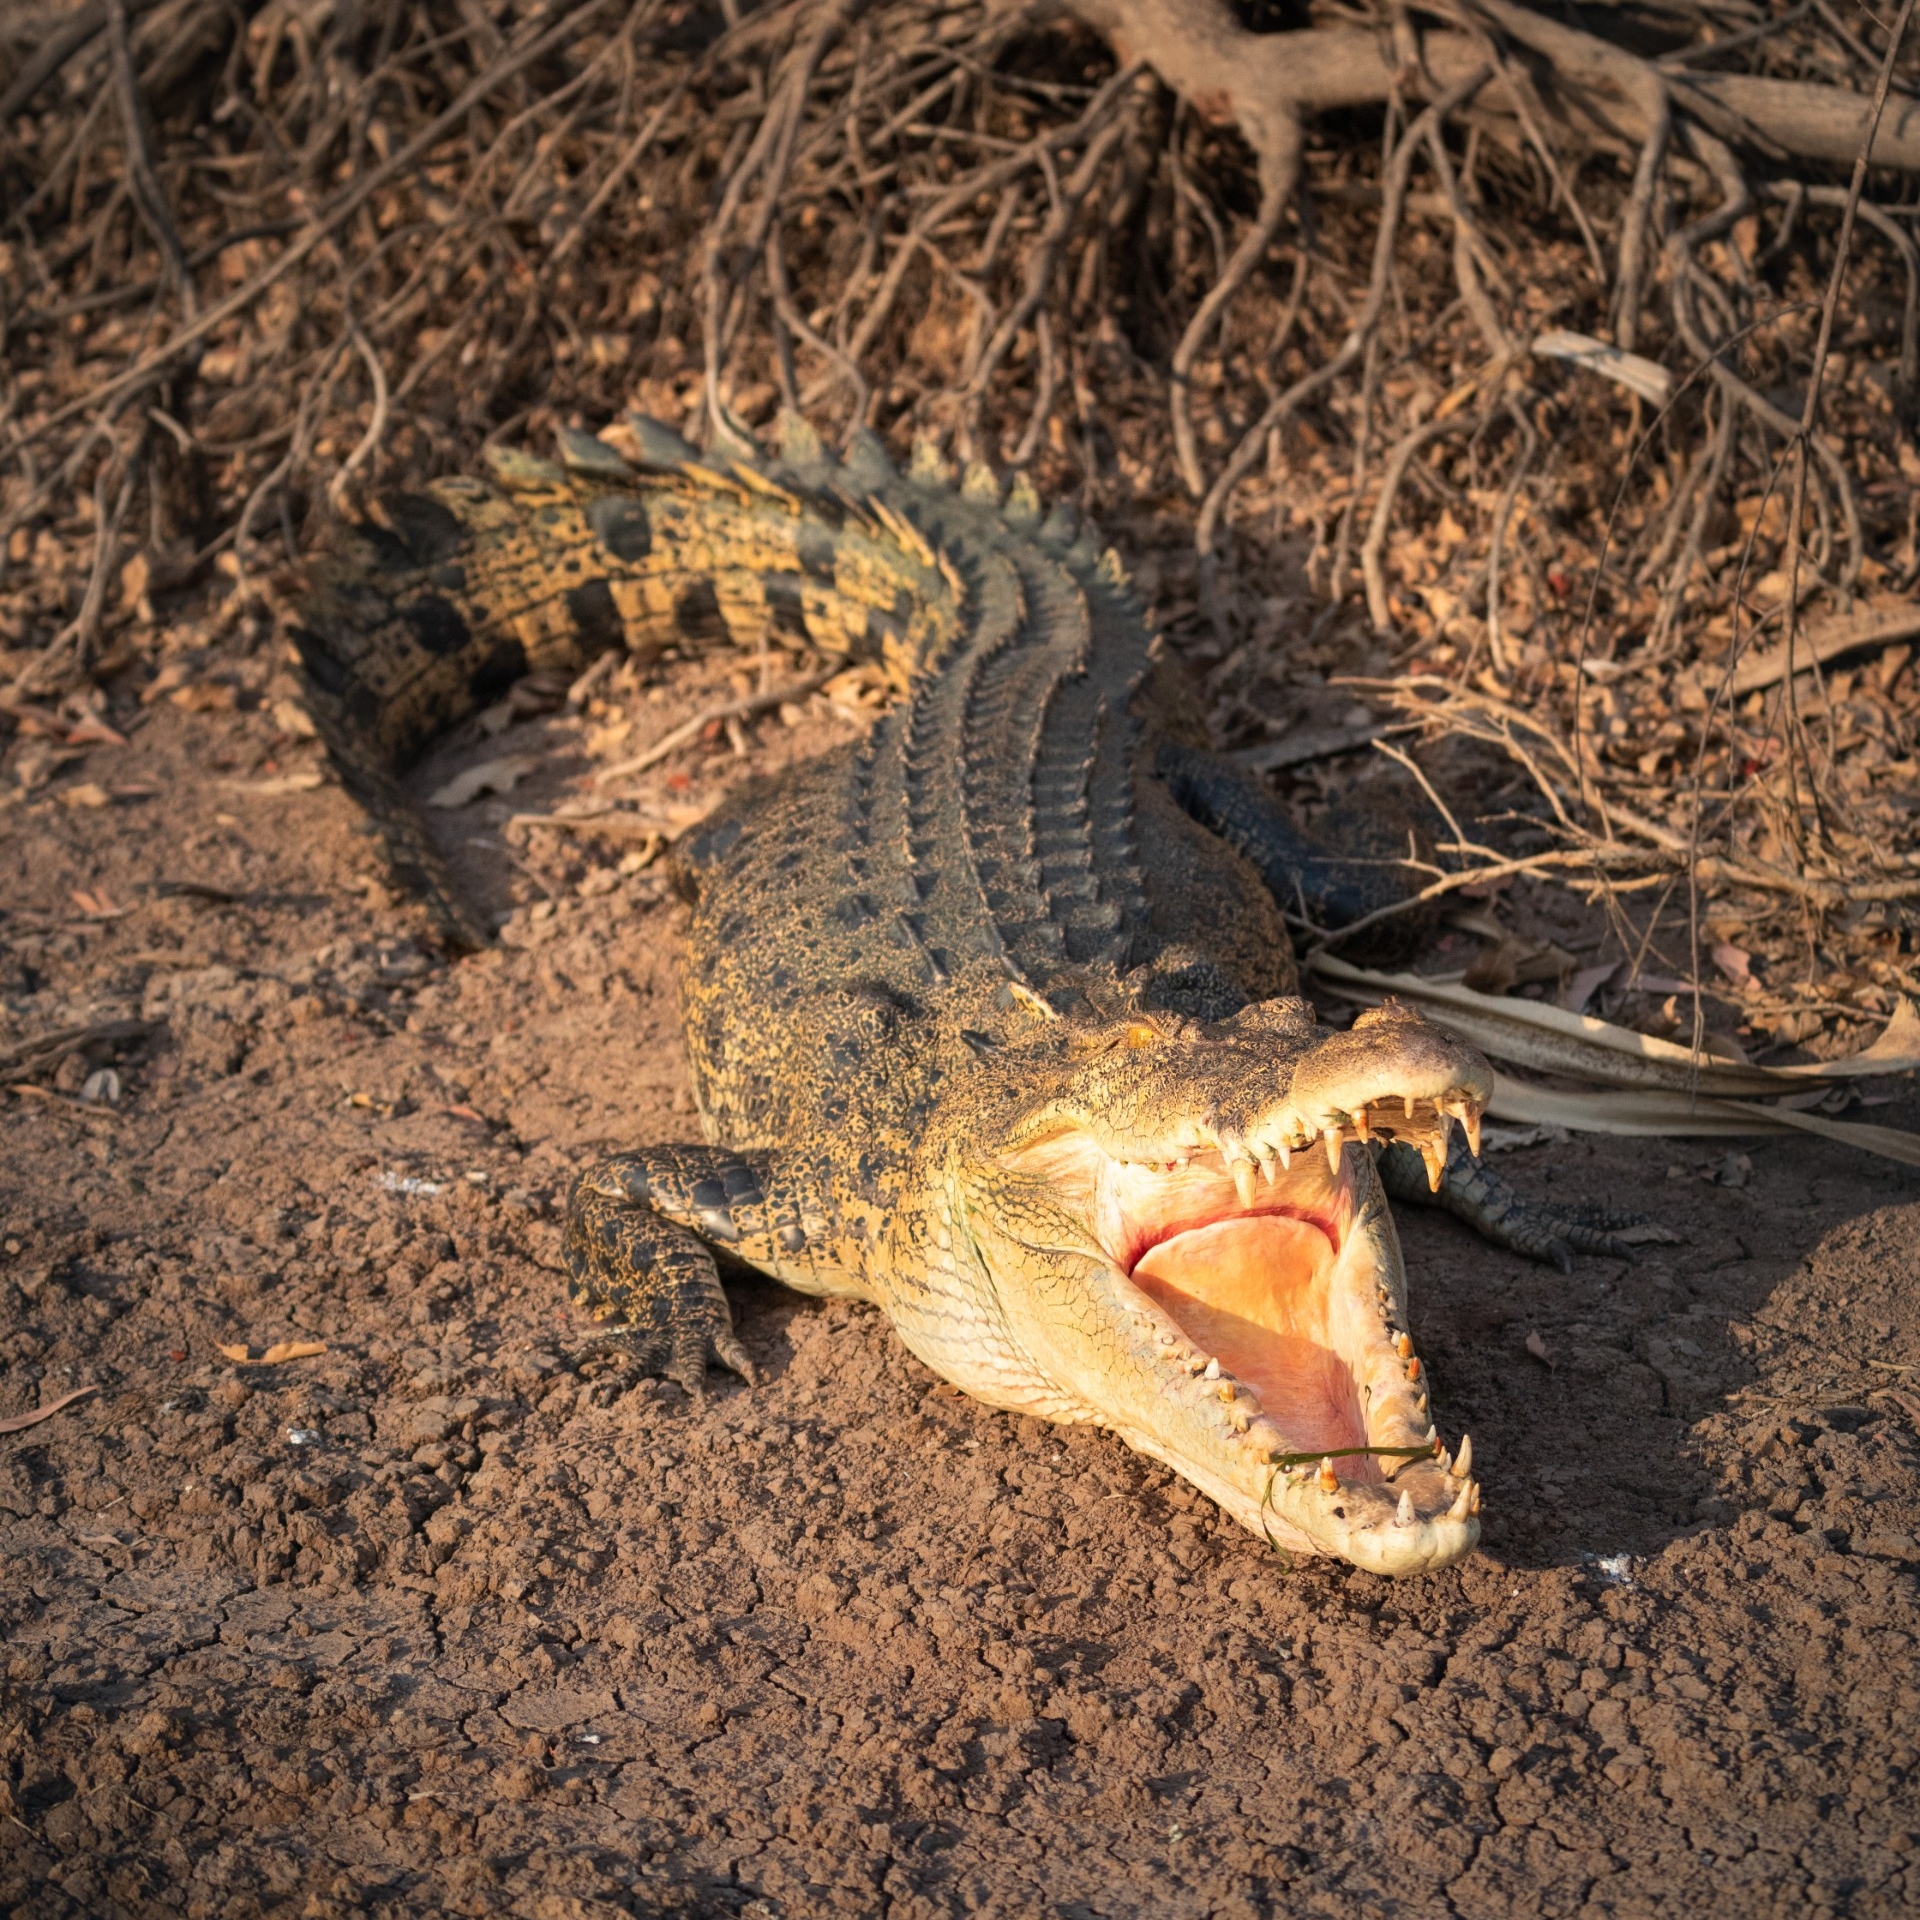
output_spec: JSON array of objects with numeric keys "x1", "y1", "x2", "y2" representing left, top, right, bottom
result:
[
  {"x1": 1395, "y1": 1490, "x2": 1415, "y2": 1528},
  {"x1": 1404, "y1": 1094, "x2": 1417, "y2": 1120},
  {"x1": 1318, "y1": 1457, "x2": 1339, "y2": 1493},
  {"x1": 1323, "y1": 1126, "x2": 1343, "y2": 1173},
  {"x1": 1469, "y1": 1482, "x2": 1482, "y2": 1514},
  {"x1": 1436, "y1": 1110, "x2": 1456, "y2": 1159},
  {"x1": 1395, "y1": 1332, "x2": 1413, "y2": 1359},
  {"x1": 1448, "y1": 1479, "x2": 1474, "y2": 1521},
  {"x1": 1203, "y1": 1356, "x2": 1221, "y2": 1380},
  {"x1": 1453, "y1": 1433, "x2": 1473, "y2": 1479},
  {"x1": 1353, "y1": 1106, "x2": 1371, "y2": 1142},
  {"x1": 1275, "y1": 1140, "x2": 1292, "y2": 1170},
  {"x1": 1419, "y1": 1138, "x2": 1446, "y2": 1192},
  {"x1": 1232, "y1": 1160, "x2": 1258, "y2": 1209},
  {"x1": 1407, "y1": 1355, "x2": 1423, "y2": 1382},
  {"x1": 1257, "y1": 1152, "x2": 1277, "y2": 1186},
  {"x1": 1443, "y1": 1098, "x2": 1482, "y2": 1152}
]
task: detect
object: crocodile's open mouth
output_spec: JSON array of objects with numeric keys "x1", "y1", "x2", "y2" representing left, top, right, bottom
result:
[
  {"x1": 1119, "y1": 1152, "x2": 1369, "y2": 1467},
  {"x1": 1001, "y1": 1076, "x2": 1484, "y2": 1576}
]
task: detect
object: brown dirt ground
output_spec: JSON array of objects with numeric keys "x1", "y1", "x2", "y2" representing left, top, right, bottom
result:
[{"x1": 4, "y1": 654, "x2": 1920, "y2": 1920}]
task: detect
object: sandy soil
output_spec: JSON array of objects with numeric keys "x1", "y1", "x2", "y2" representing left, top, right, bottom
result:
[{"x1": 4, "y1": 661, "x2": 1920, "y2": 1920}]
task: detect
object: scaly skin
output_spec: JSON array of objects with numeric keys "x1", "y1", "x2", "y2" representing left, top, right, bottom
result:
[{"x1": 295, "y1": 411, "x2": 1616, "y2": 1576}]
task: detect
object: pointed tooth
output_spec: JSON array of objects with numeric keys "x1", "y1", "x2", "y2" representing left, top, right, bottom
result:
[
  {"x1": 1257, "y1": 1152, "x2": 1277, "y2": 1186},
  {"x1": 1276, "y1": 1140, "x2": 1292, "y2": 1170},
  {"x1": 1233, "y1": 1160, "x2": 1258, "y2": 1209},
  {"x1": 1468, "y1": 1482, "x2": 1482, "y2": 1514},
  {"x1": 1436, "y1": 1110, "x2": 1456, "y2": 1159},
  {"x1": 1407, "y1": 1355, "x2": 1422, "y2": 1382},
  {"x1": 1436, "y1": 1446, "x2": 1453, "y2": 1474},
  {"x1": 1396, "y1": 1333, "x2": 1413, "y2": 1360},
  {"x1": 1462, "y1": 1107, "x2": 1482, "y2": 1157},
  {"x1": 1448, "y1": 1480, "x2": 1474, "y2": 1521},
  {"x1": 1203, "y1": 1356, "x2": 1221, "y2": 1380},
  {"x1": 1353, "y1": 1106, "x2": 1371, "y2": 1143},
  {"x1": 1324, "y1": 1125, "x2": 1343, "y2": 1173},
  {"x1": 1318, "y1": 1457, "x2": 1339, "y2": 1494},
  {"x1": 1419, "y1": 1138, "x2": 1446, "y2": 1193},
  {"x1": 1454, "y1": 1433, "x2": 1473, "y2": 1480},
  {"x1": 1395, "y1": 1489, "x2": 1415, "y2": 1528},
  {"x1": 1403, "y1": 1095, "x2": 1417, "y2": 1121}
]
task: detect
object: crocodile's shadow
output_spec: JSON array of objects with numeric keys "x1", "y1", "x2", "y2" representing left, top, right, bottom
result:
[{"x1": 1398, "y1": 1120, "x2": 1918, "y2": 1570}]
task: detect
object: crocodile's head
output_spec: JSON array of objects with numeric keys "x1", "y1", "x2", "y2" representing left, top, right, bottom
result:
[{"x1": 948, "y1": 996, "x2": 1491, "y2": 1577}]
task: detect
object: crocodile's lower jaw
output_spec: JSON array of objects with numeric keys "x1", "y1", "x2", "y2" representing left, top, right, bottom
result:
[{"x1": 1013, "y1": 1138, "x2": 1481, "y2": 1576}]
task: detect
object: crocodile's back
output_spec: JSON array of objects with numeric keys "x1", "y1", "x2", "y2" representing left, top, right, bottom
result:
[
  {"x1": 671, "y1": 459, "x2": 1299, "y2": 1151},
  {"x1": 292, "y1": 414, "x2": 1295, "y2": 1133}
]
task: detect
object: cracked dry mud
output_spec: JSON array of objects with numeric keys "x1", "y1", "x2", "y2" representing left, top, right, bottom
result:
[{"x1": 4, "y1": 684, "x2": 1920, "y2": 1920}]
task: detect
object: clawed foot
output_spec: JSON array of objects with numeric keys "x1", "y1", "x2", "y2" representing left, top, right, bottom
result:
[
  {"x1": 563, "y1": 1160, "x2": 759, "y2": 1395},
  {"x1": 1378, "y1": 1136, "x2": 1679, "y2": 1273}
]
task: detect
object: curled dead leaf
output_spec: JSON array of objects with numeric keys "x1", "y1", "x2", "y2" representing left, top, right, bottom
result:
[
  {"x1": 221, "y1": 768, "x2": 326, "y2": 795},
  {"x1": 216, "y1": 1341, "x2": 326, "y2": 1365},
  {"x1": 428, "y1": 754, "x2": 539, "y2": 808},
  {"x1": 1525, "y1": 1330, "x2": 1555, "y2": 1369}
]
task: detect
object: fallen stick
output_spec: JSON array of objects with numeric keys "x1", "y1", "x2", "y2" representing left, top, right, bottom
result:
[
  {"x1": 1728, "y1": 602, "x2": 1920, "y2": 697},
  {"x1": 0, "y1": 1387, "x2": 100, "y2": 1435},
  {"x1": 592, "y1": 665, "x2": 840, "y2": 786}
]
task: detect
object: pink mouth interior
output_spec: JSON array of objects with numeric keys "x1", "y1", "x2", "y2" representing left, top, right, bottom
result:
[{"x1": 1131, "y1": 1211, "x2": 1370, "y2": 1465}]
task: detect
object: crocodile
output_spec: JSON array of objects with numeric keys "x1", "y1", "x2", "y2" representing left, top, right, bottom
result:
[{"x1": 294, "y1": 411, "x2": 1631, "y2": 1577}]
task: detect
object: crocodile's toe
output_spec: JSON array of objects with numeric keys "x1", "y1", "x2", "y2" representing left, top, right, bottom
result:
[{"x1": 564, "y1": 1165, "x2": 756, "y2": 1393}]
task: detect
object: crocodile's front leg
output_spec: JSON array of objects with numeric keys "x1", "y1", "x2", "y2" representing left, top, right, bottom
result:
[
  {"x1": 1377, "y1": 1131, "x2": 1644, "y2": 1274},
  {"x1": 563, "y1": 1146, "x2": 844, "y2": 1392}
]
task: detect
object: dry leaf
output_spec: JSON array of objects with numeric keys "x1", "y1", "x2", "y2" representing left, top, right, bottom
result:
[
  {"x1": 170, "y1": 682, "x2": 239, "y2": 712},
  {"x1": 216, "y1": 1340, "x2": 326, "y2": 1364},
  {"x1": 1525, "y1": 1331, "x2": 1555, "y2": 1368},
  {"x1": 270, "y1": 698, "x2": 318, "y2": 739},
  {"x1": 221, "y1": 768, "x2": 326, "y2": 795},
  {"x1": 65, "y1": 716, "x2": 129, "y2": 747},
  {"x1": 59, "y1": 782, "x2": 111, "y2": 809},
  {"x1": 0, "y1": 1385, "x2": 100, "y2": 1433},
  {"x1": 1561, "y1": 962, "x2": 1618, "y2": 1015},
  {"x1": 69, "y1": 888, "x2": 129, "y2": 919},
  {"x1": 1711, "y1": 942, "x2": 1756, "y2": 992},
  {"x1": 428, "y1": 754, "x2": 539, "y2": 808}
]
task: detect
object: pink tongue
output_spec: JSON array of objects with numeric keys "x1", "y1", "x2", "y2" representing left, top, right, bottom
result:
[{"x1": 1133, "y1": 1215, "x2": 1369, "y2": 1463}]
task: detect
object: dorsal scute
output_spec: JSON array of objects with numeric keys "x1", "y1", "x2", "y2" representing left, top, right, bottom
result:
[
  {"x1": 1004, "y1": 472, "x2": 1043, "y2": 527},
  {"x1": 1038, "y1": 501, "x2": 1079, "y2": 552},
  {"x1": 842, "y1": 426, "x2": 897, "y2": 494},
  {"x1": 775, "y1": 409, "x2": 829, "y2": 475},
  {"x1": 555, "y1": 425, "x2": 635, "y2": 478},
  {"x1": 484, "y1": 445, "x2": 568, "y2": 493},
  {"x1": 709, "y1": 407, "x2": 765, "y2": 468},
  {"x1": 909, "y1": 437, "x2": 953, "y2": 490},
  {"x1": 625, "y1": 412, "x2": 702, "y2": 470},
  {"x1": 961, "y1": 460, "x2": 1002, "y2": 506}
]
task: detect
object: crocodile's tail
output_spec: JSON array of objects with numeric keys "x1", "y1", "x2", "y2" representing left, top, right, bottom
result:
[{"x1": 291, "y1": 412, "x2": 988, "y2": 946}]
